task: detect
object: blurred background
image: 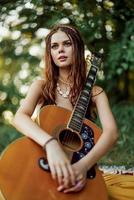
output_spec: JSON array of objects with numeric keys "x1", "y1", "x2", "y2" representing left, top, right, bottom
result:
[{"x1": 0, "y1": 0, "x2": 134, "y2": 168}]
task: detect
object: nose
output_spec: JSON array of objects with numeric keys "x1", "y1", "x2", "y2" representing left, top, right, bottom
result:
[{"x1": 58, "y1": 44, "x2": 64, "y2": 53}]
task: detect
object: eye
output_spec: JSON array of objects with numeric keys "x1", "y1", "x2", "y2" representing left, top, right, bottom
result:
[
  {"x1": 64, "y1": 41, "x2": 72, "y2": 46},
  {"x1": 51, "y1": 44, "x2": 58, "y2": 49}
]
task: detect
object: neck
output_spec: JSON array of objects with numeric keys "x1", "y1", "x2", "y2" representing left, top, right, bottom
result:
[{"x1": 58, "y1": 68, "x2": 71, "y2": 83}]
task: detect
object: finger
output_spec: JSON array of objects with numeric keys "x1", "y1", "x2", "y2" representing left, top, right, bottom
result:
[
  {"x1": 57, "y1": 179, "x2": 86, "y2": 192},
  {"x1": 56, "y1": 166, "x2": 63, "y2": 185},
  {"x1": 57, "y1": 185, "x2": 64, "y2": 191},
  {"x1": 61, "y1": 164, "x2": 70, "y2": 188},
  {"x1": 64, "y1": 180, "x2": 86, "y2": 193},
  {"x1": 67, "y1": 164, "x2": 76, "y2": 186},
  {"x1": 49, "y1": 162, "x2": 57, "y2": 180}
]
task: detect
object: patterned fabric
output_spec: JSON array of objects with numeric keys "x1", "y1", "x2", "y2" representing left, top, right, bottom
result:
[{"x1": 103, "y1": 173, "x2": 134, "y2": 200}]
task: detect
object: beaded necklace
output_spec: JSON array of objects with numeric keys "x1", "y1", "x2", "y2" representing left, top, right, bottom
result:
[{"x1": 56, "y1": 77, "x2": 72, "y2": 98}]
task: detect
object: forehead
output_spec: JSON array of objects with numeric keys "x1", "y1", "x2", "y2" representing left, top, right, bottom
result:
[{"x1": 51, "y1": 30, "x2": 70, "y2": 43}]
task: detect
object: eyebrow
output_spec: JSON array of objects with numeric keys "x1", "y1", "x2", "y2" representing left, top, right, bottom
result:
[{"x1": 51, "y1": 39, "x2": 71, "y2": 44}]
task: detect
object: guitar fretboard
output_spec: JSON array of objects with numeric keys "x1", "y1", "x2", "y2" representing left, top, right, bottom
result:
[{"x1": 67, "y1": 57, "x2": 101, "y2": 132}]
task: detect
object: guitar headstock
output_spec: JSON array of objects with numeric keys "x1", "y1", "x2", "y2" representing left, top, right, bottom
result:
[
  {"x1": 91, "y1": 53, "x2": 102, "y2": 69},
  {"x1": 86, "y1": 52, "x2": 102, "y2": 70}
]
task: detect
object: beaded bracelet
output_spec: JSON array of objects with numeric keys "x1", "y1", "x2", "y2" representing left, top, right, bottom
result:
[{"x1": 43, "y1": 137, "x2": 57, "y2": 150}]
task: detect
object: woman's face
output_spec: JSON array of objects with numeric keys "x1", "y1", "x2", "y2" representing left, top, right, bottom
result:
[{"x1": 50, "y1": 30, "x2": 73, "y2": 69}]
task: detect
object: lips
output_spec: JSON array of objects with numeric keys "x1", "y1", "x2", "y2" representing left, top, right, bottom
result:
[{"x1": 58, "y1": 56, "x2": 67, "y2": 60}]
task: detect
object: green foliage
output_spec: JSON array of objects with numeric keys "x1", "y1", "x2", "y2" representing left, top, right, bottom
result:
[
  {"x1": 99, "y1": 101, "x2": 134, "y2": 167},
  {"x1": 105, "y1": 19, "x2": 134, "y2": 79},
  {"x1": 0, "y1": 123, "x2": 21, "y2": 153}
]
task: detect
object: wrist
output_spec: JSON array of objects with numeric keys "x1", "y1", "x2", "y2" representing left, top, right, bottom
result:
[
  {"x1": 79, "y1": 158, "x2": 89, "y2": 172},
  {"x1": 43, "y1": 137, "x2": 58, "y2": 151}
]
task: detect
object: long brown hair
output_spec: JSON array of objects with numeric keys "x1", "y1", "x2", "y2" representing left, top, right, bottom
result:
[{"x1": 43, "y1": 24, "x2": 87, "y2": 106}]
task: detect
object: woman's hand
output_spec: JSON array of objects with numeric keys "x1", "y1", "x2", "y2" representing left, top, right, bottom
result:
[
  {"x1": 57, "y1": 160, "x2": 88, "y2": 193},
  {"x1": 45, "y1": 139, "x2": 76, "y2": 187}
]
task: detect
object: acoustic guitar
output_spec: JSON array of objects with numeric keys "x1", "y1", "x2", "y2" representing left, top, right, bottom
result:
[{"x1": 0, "y1": 55, "x2": 108, "y2": 200}]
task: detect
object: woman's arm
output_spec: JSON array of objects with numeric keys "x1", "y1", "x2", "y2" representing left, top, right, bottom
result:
[
  {"x1": 12, "y1": 79, "x2": 52, "y2": 146},
  {"x1": 80, "y1": 86, "x2": 119, "y2": 170},
  {"x1": 57, "y1": 86, "x2": 119, "y2": 193},
  {"x1": 12, "y1": 79, "x2": 76, "y2": 187}
]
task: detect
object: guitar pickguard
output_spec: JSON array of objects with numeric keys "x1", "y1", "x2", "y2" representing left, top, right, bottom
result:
[{"x1": 71, "y1": 123, "x2": 96, "y2": 179}]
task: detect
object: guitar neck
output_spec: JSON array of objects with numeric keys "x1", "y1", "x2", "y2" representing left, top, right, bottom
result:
[{"x1": 67, "y1": 56, "x2": 101, "y2": 132}]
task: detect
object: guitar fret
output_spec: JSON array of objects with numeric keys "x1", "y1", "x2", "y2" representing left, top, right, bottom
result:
[
  {"x1": 91, "y1": 68, "x2": 97, "y2": 73},
  {"x1": 74, "y1": 106, "x2": 86, "y2": 113},
  {"x1": 82, "y1": 90, "x2": 89, "y2": 96},
  {"x1": 73, "y1": 112, "x2": 82, "y2": 119},
  {"x1": 78, "y1": 94, "x2": 87, "y2": 104},
  {"x1": 79, "y1": 96, "x2": 90, "y2": 103},
  {"x1": 87, "y1": 79, "x2": 94, "y2": 84},
  {"x1": 86, "y1": 82, "x2": 92, "y2": 88},
  {"x1": 88, "y1": 75, "x2": 95, "y2": 80},
  {"x1": 72, "y1": 117, "x2": 81, "y2": 124},
  {"x1": 92, "y1": 67, "x2": 97, "y2": 72},
  {"x1": 77, "y1": 98, "x2": 88, "y2": 105},
  {"x1": 79, "y1": 96, "x2": 88, "y2": 102},
  {"x1": 88, "y1": 75, "x2": 94, "y2": 80},
  {"x1": 77, "y1": 104, "x2": 86, "y2": 110},
  {"x1": 92, "y1": 64, "x2": 98, "y2": 69},
  {"x1": 86, "y1": 79, "x2": 93, "y2": 83},
  {"x1": 74, "y1": 107, "x2": 86, "y2": 115},
  {"x1": 72, "y1": 114, "x2": 84, "y2": 122},
  {"x1": 70, "y1": 117, "x2": 82, "y2": 125},
  {"x1": 78, "y1": 99, "x2": 88, "y2": 107},
  {"x1": 84, "y1": 85, "x2": 92, "y2": 90},
  {"x1": 69, "y1": 122, "x2": 81, "y2": 131},
  {"x1": 69, "y1": 120, "x2": 81, "y2": 127},
  {"x1": 73, "y1": 112, "x2": 85, "y2": 120},
  {"x1": 84, "y1": 87, "x2": 91, "y2": 94},
  {"x1": 68, "y1": 56, "x2": 101, "y2": 132}
]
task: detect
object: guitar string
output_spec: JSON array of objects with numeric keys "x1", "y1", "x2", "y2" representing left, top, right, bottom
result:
[
  {"x1": 63, "y1": 74, "x2": 96, "y2": 146},
  {"x1": 63, "y1": 83, "x2": 96, "y2": 147},
  {"x1": 62, "y1": 60, "x2": 99, "y2": 149}
]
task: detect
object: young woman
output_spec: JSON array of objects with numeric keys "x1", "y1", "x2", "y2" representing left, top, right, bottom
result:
[{"x1": 13, "y1": 24, "x2": 118, "y2": 193}]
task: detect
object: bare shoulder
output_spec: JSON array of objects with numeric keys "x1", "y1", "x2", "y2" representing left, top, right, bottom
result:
[
  {"x1": 30, "y1": 79, "x2": 45, "y2": 89},
  {"x1": 91, "y1": 85, "x2": 111, "y2": 110},
  {"x1": 24, "y1": 79, "x2": 46, "y2": 103},
  {"x1": 91, "y1": 85, "x2": 104, "y2": 102},
  {"x1": 16, "y1": 79, "x2": 46, "y2": 116},
  {"x1": 91, "y1": 86, "x2": 118, "y2": 132}
]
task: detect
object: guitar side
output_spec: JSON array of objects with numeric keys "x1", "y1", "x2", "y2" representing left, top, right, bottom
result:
[{"x1": 0, "y1": 105, "x2": 108, "y2": 200}]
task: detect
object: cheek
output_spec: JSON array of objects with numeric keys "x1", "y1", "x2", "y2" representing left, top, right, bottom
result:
[
  {"x1": 68, "y1": 48, "x2": 73, "y2": 60},
  {"x1": 51, "y1": 51, "x2": 57, "y2": 62}
]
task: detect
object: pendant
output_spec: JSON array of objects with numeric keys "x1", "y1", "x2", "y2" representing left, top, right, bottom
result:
[{"x1": 56, "y1": 83, "x2": 70, "y2": 98}]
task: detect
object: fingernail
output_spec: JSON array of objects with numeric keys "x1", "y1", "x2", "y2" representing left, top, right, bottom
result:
[{"x1": 57, "y1": 186, "x2": 63, "y2": 191}]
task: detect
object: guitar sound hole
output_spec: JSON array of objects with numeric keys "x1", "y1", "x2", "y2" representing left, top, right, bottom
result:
[{"x1": 59, "y1": 129, "x2": 82, "y2": 151}]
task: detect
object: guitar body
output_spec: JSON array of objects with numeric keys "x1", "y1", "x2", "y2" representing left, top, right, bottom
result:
[{"x1": 0, "y1": 105, "x2": 108, "y2": 200}]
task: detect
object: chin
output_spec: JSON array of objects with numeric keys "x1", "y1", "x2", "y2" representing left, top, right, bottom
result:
[
  {"x1": 59, "y1": 64, "x2": 71, "y2": 69},
  {"x1": 57, "y1": 62, "x2": 71, "y2": 68}
]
